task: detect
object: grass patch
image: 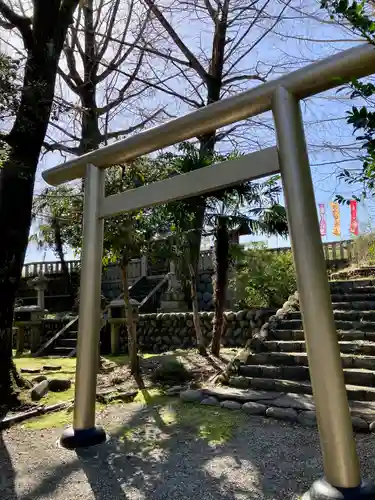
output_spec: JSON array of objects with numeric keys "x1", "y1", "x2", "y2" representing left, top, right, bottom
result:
[
  {"x1": 14, "y1": 356, "x2": 76, "y2": 373},
  {"x1": 133, "y1": 387, "x2": 168, "y2": 406},
  {"x1": 122, "y1": 393, "x2": 245, "y2": 447},
  {"x1": 24, "y1": 409, "x2": 73, "y2": 430},
  {"x1": 176, "y1": 402, "x2": 245, "y2": 445},
  {"x1": 23, "y1": 402, "x2": 107, "y2": 430}
]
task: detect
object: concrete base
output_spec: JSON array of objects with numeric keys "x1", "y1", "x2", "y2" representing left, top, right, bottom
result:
[
  {"x1": 60, "y1": 426, "x2": 107, "y2": 449},
  {"x1": 303, "y1": 479, "x2": 375, "y2": 500}
]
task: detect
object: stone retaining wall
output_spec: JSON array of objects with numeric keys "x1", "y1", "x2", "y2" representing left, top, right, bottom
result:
[
  {"x1": 118, "y1": 308, "x2": 275, "y2": 354},
  {"x1": 197, "y1": 272, "x2": 214, "y2": 310}
]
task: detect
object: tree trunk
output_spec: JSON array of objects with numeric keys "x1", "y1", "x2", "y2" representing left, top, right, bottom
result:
[
  {"x1": 188, "y1": 263, "x2": 206, "y2": 355},
  {"x1": 120, "y1": 263, "x2": 139, "y2": 375},
  {"x1": 51, "y1": 216, "x2": 74, "y2": 299},
  {"x1": 0, "y1": 1, "x2": 78, "y2": 407},
  {"x1": 211, "y1": 216, "x2": 229, "y2": 356}
]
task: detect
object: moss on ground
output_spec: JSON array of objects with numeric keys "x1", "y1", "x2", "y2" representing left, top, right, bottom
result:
[
  {"x1": 24, "y1": 409, "x2": 73, "y2": 430},
  {"x1": 124, "y1": 388, "x2": 245, "y2": 446}
]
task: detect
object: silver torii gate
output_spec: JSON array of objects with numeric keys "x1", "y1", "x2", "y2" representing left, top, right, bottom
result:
[{"x1": 43, "y1": 43, "x2": 375, "y2": 499}]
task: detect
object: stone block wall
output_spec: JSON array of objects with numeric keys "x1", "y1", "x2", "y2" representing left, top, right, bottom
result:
[
  {"x1": 118, "y1": 308, "x2": 275, "y2": 354},
  {"x1": 197, "y1": 272, "x2": 214, "y2": 311}
]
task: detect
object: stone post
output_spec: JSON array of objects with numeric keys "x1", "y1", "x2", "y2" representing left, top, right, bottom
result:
[
  {"x1": 108, "y1": 306, "x2": 120, "y2": 355},
  {"x1": 16, "y1": 326, "x2": 25, "y2": 355},
  {"x1": 30, "y1": 324, "x2": 41, "y2": 353},
  {"x1": 28, "y1": 272, "x2": 49, "y2": 312},
  {"x1": 141, "y1": 255, "x2": 148, "y2": 277}
]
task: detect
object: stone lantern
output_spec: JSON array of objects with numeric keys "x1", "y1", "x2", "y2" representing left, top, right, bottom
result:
[
  {"x1": 107, "y1": 298, "x2": 140, "y2": 355},
  {"x1": 14, "y1": 305, "x2": 45, "y2": 354},
  {"x1": 160, "y1": 260, "x2": 188, "y2": 312},
  {"x1": 28, "y1": 271, "x2": 49, "y2": 311}
]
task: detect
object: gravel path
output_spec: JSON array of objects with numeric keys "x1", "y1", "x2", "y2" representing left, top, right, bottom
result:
[{"x1": 1, "y1": 403, "x2": 375, "y2": 500}]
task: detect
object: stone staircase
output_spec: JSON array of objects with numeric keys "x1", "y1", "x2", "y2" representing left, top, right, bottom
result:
[
  {"x1": 37, "y1": 276, "x2": 166, "y2": 357},
  {"x1": 227, "y1": 279, "x2": 375, "y2": 402}
]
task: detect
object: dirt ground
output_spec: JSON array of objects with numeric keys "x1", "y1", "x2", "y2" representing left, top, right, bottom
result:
[{"x1": 97, "y1": 348, "x2": 236, "y2": 395}]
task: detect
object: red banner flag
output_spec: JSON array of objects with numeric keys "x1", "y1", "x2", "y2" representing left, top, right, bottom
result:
[
  {"x1": 318, "y1": 204, "x2": 326, "y2": 237},
  {"x1": 350, "y1": 200, "x2": 359, "y2": 236}
]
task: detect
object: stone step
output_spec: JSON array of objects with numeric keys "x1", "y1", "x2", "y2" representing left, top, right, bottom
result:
[
  {"x1": 228, "y1": 376, "x2": 375, "y2": 401},
  {"x1": 331, "y1": 291, "x2": 375, "y2": 302},
  {"x1": 49, "y1": 346, "x2": 74, "y2": 356},
  {"x1": 239, "y1": 364, "x2": 375, "y2": 386},
  {"x1": 330, "y1": 286, "x2": 375, "y2": 296},
  {"x1": 56, "y1": 338, "x2": 77, "y2": 348},
  {"x1": 200, "y1": 387, "x2": 375, "y2": 422},
  {"x1": 264, "y1": 340, "x2": 375, "y2": 356},
  {"x1": 245, "y1": 352, "x2": 375, "y2": 370},
  {"x1": 333, "y1": 301, "x2": 375, "y2": 310},
  {"x1": 277, "y1": 319, "x2": 375, "y2": 332},
  {"x1": 271, "y1": 329, "x2": 375, "y2": 341},
  {"x1": 331, "y1": 293, "x2": 375, "y2": 302},
  {"x1": 64, "y1": 330, "x2": 78, "y2": 340},
  {"x1": 330, "y1": 280, "x2": 375, "y2": 291},
  {"x1": 288, "y1": 311, "x2": 375, "y2": 322}
]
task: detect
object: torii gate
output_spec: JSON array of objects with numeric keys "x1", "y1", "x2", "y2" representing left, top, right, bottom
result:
[{"x1": 43, "y1": 43, "x2": 375, "y2": 500}]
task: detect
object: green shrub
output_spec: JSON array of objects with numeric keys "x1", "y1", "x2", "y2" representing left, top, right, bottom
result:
[
  {"x1": 150, "y1": 358, "x2": 193, "y2": 385},
  {"x1": 232, "y1": 243, "x2": 296, "y2": 308},
  {"x1": 351, "y1": 233, "x2": 375, "y2": 266}
]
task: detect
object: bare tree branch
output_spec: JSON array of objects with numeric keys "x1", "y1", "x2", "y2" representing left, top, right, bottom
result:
[
  {"x1": 141, "y1": 0, "x2": 209, "y2": 83},
  {"x1": 0, "y1": 0, "x2": 33, "y2": 48},
  {"x1": 103, "y1": 109, "x2": 165, "y2": 141},
  {"x1": 49, "y1": 121, "x2": 81, "y2": 142},
  {"x1": 71, "y1": 25, "x2": 195, "y2": 69},
  {"x1": 96, "y1": 0, "x2": 121, "y2": 60},
  {"x1": 222, "y1": 74, "x2": 266, "y2": 86},
  {"x1": 224, "y1": 0, "x2": 292, "y2": 76},
  {"x1": 43, "y1": 141, "x2": 80, "y2": 155}
]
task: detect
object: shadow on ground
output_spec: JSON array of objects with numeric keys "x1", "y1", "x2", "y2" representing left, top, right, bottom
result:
[
  {"x1": 8, "y1": 387, "x2": 375, "y2": 500},
  {"x1": 8, "y1": 390, "x2": 323, "y2": 500},
  {"x1": 0, "y1": 407, "x2": 17, "y2": 500},
  {"x1": 0, "y1": 430, "x2": 16, "y2": 500}
]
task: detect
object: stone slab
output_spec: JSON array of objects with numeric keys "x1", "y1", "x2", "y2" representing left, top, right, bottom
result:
[
  {"x1": 263, "y1": 393, "x2": 315, "y2": 411},
  {"x1": 220, "y1": 400, "x2": 242, "y2": 410},
  {"x1": 31, "y1": 375, "x2": 47, "y2": 384},
  {"x1": 48, "y1": 379, "x2": 72, "y2": 392},
  {"x1": 20, "y1": 368, "x2": 41, "y2": 374},
  {"x1": 297, "y1": 411, "x2": 317, "y2": 427},
  {"x1": 266, "y1": 406, "x2": 298, "y2": 422},
  {"x1": 241, "y1": 402, "x2": 267, "y2": 415},
  {"x1": 180, "y1": 389, "x2": 203, "y2": 403},
  {"x1": 201, "y1": 397, "x2": 220, "y2": 406},
  {"x1": 351, "y1": 416, "x2": 369, "y2": 433},
  {"x1": 30, "y1": 380, "x2": 49, "y2": 401},
  {"x1": 202, "y1": 387, "x2": 281, "y2": 403},
  {"x1": 166, "y1": 385, "x2": 186, "y2": 396}
]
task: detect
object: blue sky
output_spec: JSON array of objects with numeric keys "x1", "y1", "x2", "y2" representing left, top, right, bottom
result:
[{"x1": 26, "y1": 2, "x2": 375, "y2": 263}]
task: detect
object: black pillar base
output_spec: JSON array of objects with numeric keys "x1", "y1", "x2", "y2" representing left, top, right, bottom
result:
[
  {"x1": 59, "y1": 426, "x2": 107, "y2": 450},
  {"x1": 303, "y1": 479, "x2": 375, "y2": 500}
]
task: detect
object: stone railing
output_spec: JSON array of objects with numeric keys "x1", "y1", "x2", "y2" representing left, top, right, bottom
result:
[
  {"x1": 23, "y1": 241, "x2": 357, "y2": 280},
  {"x1": 22, "y1": 260, "x2": 80, "y2": 277},
  {"x1": 270, "y1": 239, "x2": 353, "y2": 262},
  {"x1": 23, "y1": 251, "x2": 214, "y2": 278}
]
